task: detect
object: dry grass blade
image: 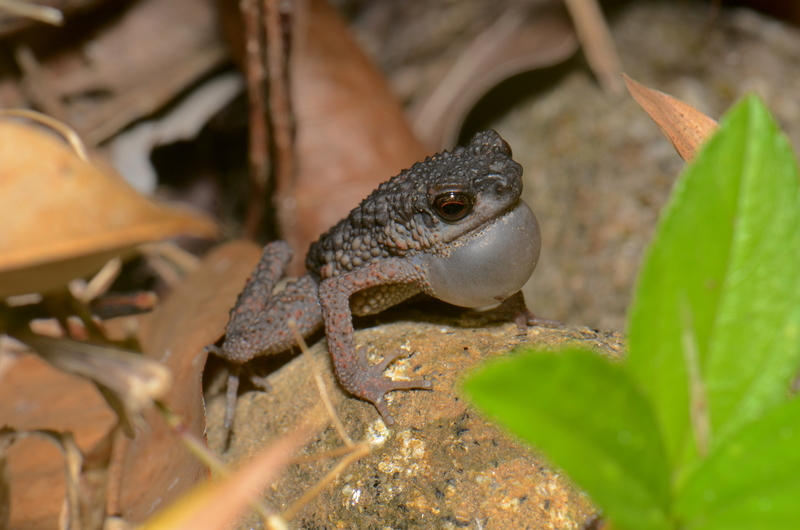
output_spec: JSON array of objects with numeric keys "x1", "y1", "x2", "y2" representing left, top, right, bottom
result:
[
  {"x1": 71, "y1": 257, "x2": 123, "y2": 304},
  {"x1": 0, "y1": 429, "x2": 84, "y2": 529},
  {"x1": 281, "y1": 442, "x2": 370, "y2": 522},
  {"x1": 0, "y1": 0, "x2": 63, "y2": 25},
  {"x1": 563, "y1": 0, "x2": 624, "y2": 94},
  {"x1": 623, "y1": 74, "x2": 718, "y2": 161},
  {"x1": 0, "y1": 428, "x2": 11, "y2": 529},
  {"x1": 141, "y1": 408, "x2": 321, "y2": 530},
  {"x1": 154, "y1": 403, "x2": 274, "y2": 523},
  {"x1": 0, "y1": 108, "x2": 87, "y2": 159},
  {"x1": 288, "y1": 319, "x2": 353, "y2": 447}
]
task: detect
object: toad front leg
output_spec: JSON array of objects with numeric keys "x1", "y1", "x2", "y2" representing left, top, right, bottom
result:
[
  {"x1": 219, "y1": 241, "x2": 323, "y2": 428},
  {"x1": 318, "y1": 258, "x2": 433, "y2": 425}
]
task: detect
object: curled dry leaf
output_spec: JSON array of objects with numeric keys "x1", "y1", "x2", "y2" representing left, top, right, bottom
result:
[
  {"x1": 0, "y1": 116, "x2": 218, "y2": 298},
  {"x1": 20, "y1": 334, "x2": 172, "y2": 437},
  {"x1": 0, "y1": 351, "x2": 116, "y2": 529},
  {"x1": 410, "y1": 3, "x2": 579, "y2": 150},
  {"x1": 109, "y1": 241, "x2": 263, "y2": 523},
  {"x1": 623, "y1": 74, "x2": 719, "y2": 162}
]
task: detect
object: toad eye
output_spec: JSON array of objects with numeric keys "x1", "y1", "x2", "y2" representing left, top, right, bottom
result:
[{"x1": 433, "y1": 192, "x2": 473, "y2": 221}]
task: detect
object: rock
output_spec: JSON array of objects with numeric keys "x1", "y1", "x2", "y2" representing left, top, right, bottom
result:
[{"x1": 207, "y1": 317, "x2": 624, "y2": 529}]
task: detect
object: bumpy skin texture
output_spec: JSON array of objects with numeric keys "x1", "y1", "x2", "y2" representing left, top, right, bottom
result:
[{"x1": 222, "y1": 130, "x2": 532, "y2": 425}]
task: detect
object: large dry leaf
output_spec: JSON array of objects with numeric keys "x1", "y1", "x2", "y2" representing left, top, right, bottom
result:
[
  {"x1": 284, "y1": 0, "x2": 428, "y2": 274},
  {"x1": 0, "y1": 352, "x2": 116, "y2": 529},
  {"x1": 109, "y1": 241, "x2": 263, "y2": 523},
  {"x1": 410, "y1": 3, "x2": 579, "y2": 150},
  {"x1": 0, "y1": 118, "x2": 218, "y2": 298},
  {"x1": 623, "y1": 74, "x2": 718, "y2": 162}
]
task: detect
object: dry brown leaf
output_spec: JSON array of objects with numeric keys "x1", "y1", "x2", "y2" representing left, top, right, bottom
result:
[
  {"x1": 410, "y1": 4, "x2": 579, "y2": 150},
  {"x1": 109, "y1": 241, "x2": 263, "y2": 523},
  {"x1": 623, "y1": 74, "x2": 718, "y2": 162},
  {"x1": 0, "y1": 118, "x2": 218, "y2": 298},
  {"x1": 284, "y1": 0, "x2": 428, "y2": 274},
  {"x1": 0, "y1": 351, "x2": 116, "y2": 529}
]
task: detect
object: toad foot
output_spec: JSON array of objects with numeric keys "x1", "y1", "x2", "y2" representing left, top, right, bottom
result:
[{"x1": 355, "y1": 346, "x2": 432, "y2": 426}]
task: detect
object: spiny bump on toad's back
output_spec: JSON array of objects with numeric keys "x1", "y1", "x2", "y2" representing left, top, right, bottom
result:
[{"x1": 306, "y1": 130, "x2": 523, "y2": 279}]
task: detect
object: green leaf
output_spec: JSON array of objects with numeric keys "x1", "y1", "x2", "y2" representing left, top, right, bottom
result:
[
  {"x1": 676, "y1": 396, "x2": 800, "y2": 529},
  {"x1": 462, "y1": 348, "x2": 672, "y2": 530},
  {"x1": 627, "y1": 95, "x2": 800, "y2": 471}
]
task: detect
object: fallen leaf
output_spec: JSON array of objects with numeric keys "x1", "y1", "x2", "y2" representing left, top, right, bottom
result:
[
  {"x1": 623, "y1": 74, "x2": 718, "y2": 162},
  {"x1": 0, "y1": 352, "x2": 116, "y2": 529},
  {"x1": 109, "y1": 241, "x2": 263, "y2": 523},
  {"x1": 0, "y1": 116, "x2": 218, "y2": 298}
]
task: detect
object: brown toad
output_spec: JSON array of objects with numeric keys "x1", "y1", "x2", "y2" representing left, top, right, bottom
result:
[{"x1": 219, "y1": 130, "x2": 545, "y2": 425}]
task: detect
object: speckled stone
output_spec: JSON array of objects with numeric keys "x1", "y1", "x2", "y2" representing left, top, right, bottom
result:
[{"x1": 207, "y1": 317, "x2": 624, "y2": 529}]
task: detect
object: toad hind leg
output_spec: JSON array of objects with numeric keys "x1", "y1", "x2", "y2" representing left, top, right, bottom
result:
[{"x1": 318, "y1": 259, "x2": 433, "y2": 426}]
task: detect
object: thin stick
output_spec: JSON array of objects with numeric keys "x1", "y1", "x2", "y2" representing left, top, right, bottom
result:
[
  {"x1": 287, "y1": 320, "x2": 353, "y2": 446},
  {"x1": 155, "y1": 402, "x2": 276, "y2": 521},
  {"x1": 0, "y1": 108, "x2": 88, "y2": 160},
  {"x1": 0, "y1": 0, "x2": 62, "y2": 25},
  {"x1": 241, "y1": 0, "x2": 270, "y2": 239},
  {"x1": 290, "y1": 443, "x2": 361, "y2": 464},
  {"x1": 263, "y1": 0, "x2": 296, "y2": 233},
  {"x1": 281, "y1": 442, "x2": 371, "y2": 521},
  {"x1": 77, "y1": 257, "x2": 122, "y2": 303}
]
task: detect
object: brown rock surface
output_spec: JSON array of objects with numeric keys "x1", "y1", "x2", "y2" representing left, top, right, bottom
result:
[{"x1": 208, "y1": 317, "x2": 624, "y2": 529}]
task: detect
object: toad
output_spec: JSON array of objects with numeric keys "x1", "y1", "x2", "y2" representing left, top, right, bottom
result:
[{"x1": 219, "y1": 130, "x2": 547, "y2": 426}]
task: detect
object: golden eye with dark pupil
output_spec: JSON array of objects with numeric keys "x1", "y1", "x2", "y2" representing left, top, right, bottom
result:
[{"x1": 433, "y1": 192, "x2": 473, "y2": 221}]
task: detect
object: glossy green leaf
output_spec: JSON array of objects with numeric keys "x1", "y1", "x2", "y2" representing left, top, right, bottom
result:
[
  {"x1": 462, "y1": 348, "x2": 671, "y2": 530},
  {"x1": 676, "y1": 396, "x2": 800, "y2": 529},
  {"x1": 627, "y1": 95, "x2": 800, "y2": 472}
]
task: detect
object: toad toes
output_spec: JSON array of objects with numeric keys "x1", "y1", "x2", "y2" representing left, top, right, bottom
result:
[{"x1": 219, "y1": 130, "x2": 546, "y2": 425}]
